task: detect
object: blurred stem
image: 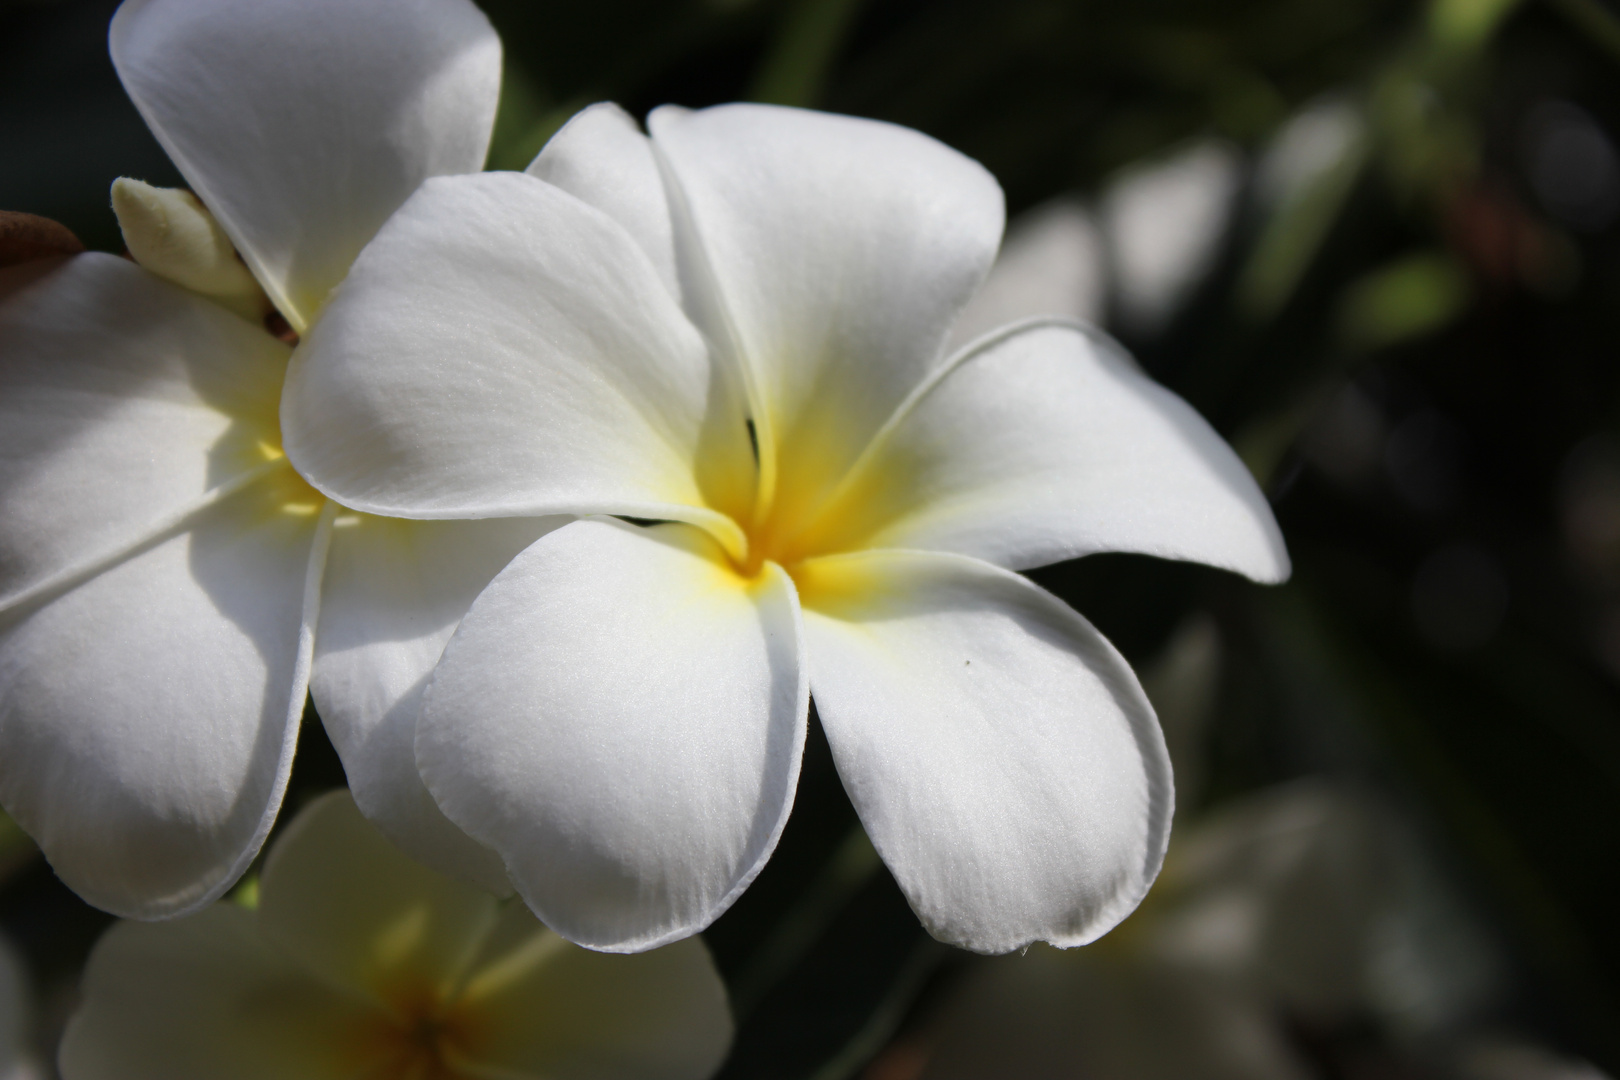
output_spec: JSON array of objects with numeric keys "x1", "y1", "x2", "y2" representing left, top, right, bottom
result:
[
  {"x1": 728, "y1": 824, "x2": 882, "y2": 1020},
  {"x1": 748, "y1": 0, "x2": 866, "y2": 107},
  {"x1": 1544, "y1": 0, "x2": 1620, "y2": 65}
]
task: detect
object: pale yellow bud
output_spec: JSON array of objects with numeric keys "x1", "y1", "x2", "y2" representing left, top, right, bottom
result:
[{"x1": 111, "y1": 177, "x2": 269, "y2": 322}]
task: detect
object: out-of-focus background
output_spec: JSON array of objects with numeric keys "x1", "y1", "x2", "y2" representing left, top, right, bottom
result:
[{"x1": 3, "y1": 0, "x2": 1619, "y2": 1076}]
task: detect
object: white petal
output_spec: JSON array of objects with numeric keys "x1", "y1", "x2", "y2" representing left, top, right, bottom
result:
[
  {"x1": 257, "y1": 791, "x2": 501, "y2": 1002},
  {"x1": 110, "y1": 0, "x2": 501, "y2": 330},
  {"x1": 0, "y1": 255, "x2": 288, "y2": 612},
  {"x1": 796, "y1": 549, "x2": 1172, "y2": 953},
  {"x1": 418, "y1": 519, "x2": 806, "y2": 952},
  {"x1": 454, "y1": 902, "x2": 733, "y2": 1079},
  {"x1": 283, "y1": 172, "x2": 754, "y2": 550},
  {"x1": 312, "y1": 514, "x2": 567, "y2": 893},
  {"x1": 792, "y1": 320, "x2": 1289, "y2": 583},
  {"x1": 528, "y1": 102, "x2": 680, "y2": 300},
  {"x1": 648, "y1": 103, "x2": 1004, "y2": 520},
  {"x1": 0, "y1": 473, "x2": 323, "y2": 918},
  {"x1": 58, "y1": 906, "x2": 374, "y2": 1080}
]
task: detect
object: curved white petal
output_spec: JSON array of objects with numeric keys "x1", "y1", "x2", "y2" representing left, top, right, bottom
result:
[
  {"x1": 58, "y1": 906, "x2": 372, "y2": 1080},
  {"x1": 796, "y1": 548, "x2": 1172, "y2": 954},
  {"x1": 418, "y1": 518, "x2": 806, "y2": 952},
  {"x1": 794, "y1": 320, "x2": 1289, "y2": 582},
  {"x1": 0, "y1": 472, "x2": 323, "y2": 918},
  {"x1": 312, "y1": 514, "x2": 567, "y2": 893},
  {"x1": 284, "y1": 172, "x2": 754, "y2": 551},
  {"x1": 0, "y1": 254, "x2": 287, "y2": 611},
  {"x1": 257, "y1": 791, "x2": 500, "y2": 1003},
  {"x1": 528, "y1": 102, "x2": 680, "y2": 300},
  {"x1": 456, "y1": 903, "x2": 733, "y2": 1079},
  {"x1": 110, "y1": 0, "x2": 501, "y2": 330},
  {"x1": 648, "y1": 103, "x2": 1004, "y2": 521}
]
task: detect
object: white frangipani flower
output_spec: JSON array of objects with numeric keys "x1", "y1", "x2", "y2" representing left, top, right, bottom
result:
[
  {"x1": 0, "y1": 0, "x2": 559, "y2": 918},
  {"x1": 60, "y1": 791, "x2": 733, "y2": 1080},
  {"x1": 285, "y1": 102, "x2": 1290, "y2": 954}
]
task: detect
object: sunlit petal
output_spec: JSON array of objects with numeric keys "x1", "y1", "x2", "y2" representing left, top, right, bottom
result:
[
  {"x1": 110, "y1": 0, "x2": 501, "y2": 330},
  {"x1": 0, "y1": 255, "x2": 287, "y2": 612},
  {"x1": 797, "y1": 548, "x2": 1172, "y2": 953},
  {"x1": 313, "y1": 515, "x2": 568, "y2": 894},
  {"x1": 284, "y1": 173, "x2": 753, "y2": 554},
  {"x1": 0, "y1": 474, "x2": 323, "y2": 918},
  {"x1": 649, "y1": 103, "x2": 1004, "y2": 522},
  {"x1": 528, "y1": 102, "x2": 680, "y2": 301},
  {"x1": 418, "y1": 518, "x2": 806, "y2": 952},
  {"x1": 794, "y1": 320, "x2": 1289, "y2": 582}
]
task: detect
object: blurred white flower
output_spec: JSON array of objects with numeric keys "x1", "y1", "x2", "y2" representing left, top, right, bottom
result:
[
  {"x1": 1100, "y1": 139, "x2": 1243, "y2": 335},
  {"x1": 283, "y1": 101, "x2": 1289, "y2": 953},
  {"x1": 896, "y1": 782, "x2": 1542, "y2": 1080},
  {"x1": 60, "y1": 791, "x2": 732, "y2": 1080},
  {"x1": 0, "y1": 0, "x2": 560, "y2": 919},
  {"x1": 945, "y1": 199, "x2": 1106, "y2": 351}
]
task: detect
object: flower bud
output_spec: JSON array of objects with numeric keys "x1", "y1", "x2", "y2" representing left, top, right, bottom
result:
[{"x1": 111, "y1": 177, "x2": 269, "y2": 321}]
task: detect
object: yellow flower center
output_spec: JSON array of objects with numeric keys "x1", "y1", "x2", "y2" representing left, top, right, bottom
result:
[{"x1": 706, "y1": 416, "x2": 904, "y2": 598}]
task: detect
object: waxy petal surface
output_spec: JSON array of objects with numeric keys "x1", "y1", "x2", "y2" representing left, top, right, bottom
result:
[
  {"x1": 285, "y1": 172, "x2": 752, "y2": 549},
  {"x1": 0, "y1": 474, "x2": 321, "y2": 918},
  {"x1": 0, "y1": 255, "x2": 287, "y2": 610},
  {"x1": 257, "y1": 792, "x2": 500, "y2": 1004},
  {"x1": 649, "y1": 103, "x2": 1004, "y2": 521},
  {"x1": 312, "y1": 514, "x2": 567, "y2": 893},
  {"x1": 796, "y1": 321, "x2": 1289, "y2": 581},
  {"x1": 797, "y1": 549, "x2": 1173, "y2": 953},
  {"x1": 418, "y1": 519, "x2": 806, "y2": 952},
  {"x1": 110, "y1": 0, "x2": 501, "y2": 331},
  {"x1": 59, "y1": 906, "x2": 369, "y2": 1080},
  {"x1": 528, "y1": 102, "x2": 680, "y2": 300}
]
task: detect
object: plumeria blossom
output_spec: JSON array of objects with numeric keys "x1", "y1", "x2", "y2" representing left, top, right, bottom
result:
[
  {"x1": 60, "y1": 791, "x2": 733, "y2": 1080},
  {"x1": 0, "y1": 0, "x2": 561, "y2": 918},
  {"x1": 285, "y1": 101, "x2": 1290, "y2": 954}
]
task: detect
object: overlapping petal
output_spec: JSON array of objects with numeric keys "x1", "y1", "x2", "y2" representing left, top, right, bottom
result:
[
  {"x1": 58, "y1": 907, "x2": 368, "y2": 1080},
  {"x1": 528, "y1": 102, "x2": 681, "y2": 301},
  {"x1": 788, "y1": 320, "x2": 1289, "y2": 581},
  {"x1": 284, "y1": 172, "x2": 754, "y2": 550},
  {"x1": 312, "y1": 514, "x2": 567, "y2": 893},
  {"x1": 62, "y1": 792, "x2": 736, "y2": 1079},
  {"x1": 256, "y1": 791, "x2": 500, "y2": 1002},
  {"x1": 649, "y1": 104, "x2": 1004, "y2": 520},
  {"x1": 418, "y1": 518, "x2": 806, "y2": 952},
  {"x1": 110, "y1": 0, "x2": 501, "y2": 331},
  {"x1": 457, "y1": 902, "x2": 733, "y2": 1079},
  {"x1": 797, "y1": 548, "x2": 1173, "y2": 953},
  {"x1": 0, "y1": 255, "x2": 288, "y2": 611},
  {"x1": 0, "y1": 475, "x2": 326, "y2": 918}
]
